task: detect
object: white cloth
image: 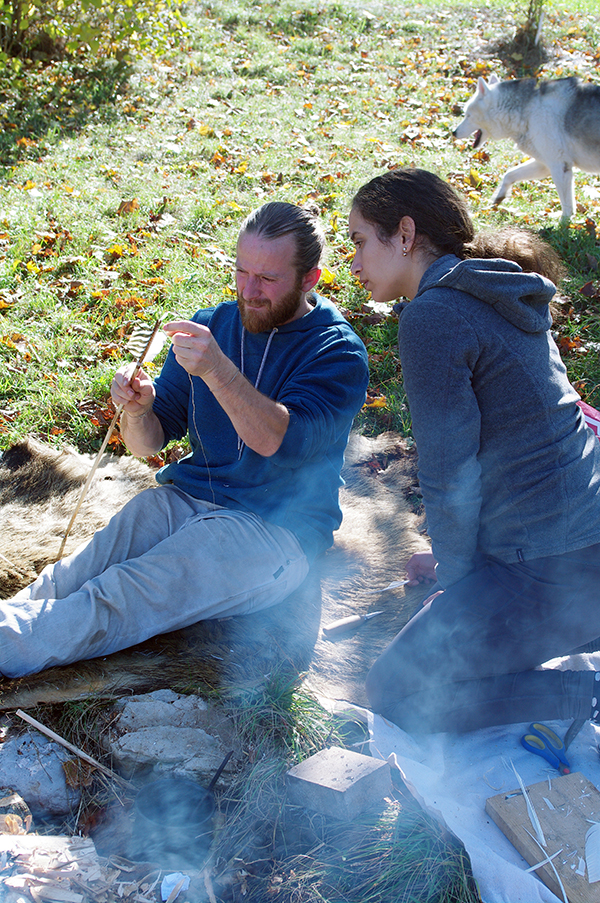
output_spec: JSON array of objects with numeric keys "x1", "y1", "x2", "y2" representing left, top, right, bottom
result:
[{"x1": 368, "y1": 651, "x2": 600, "y2": 903}]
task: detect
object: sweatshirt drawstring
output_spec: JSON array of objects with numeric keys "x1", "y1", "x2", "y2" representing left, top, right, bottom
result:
[{"x1": 238, "y1": 326, "x2": 277, "y2": 459}]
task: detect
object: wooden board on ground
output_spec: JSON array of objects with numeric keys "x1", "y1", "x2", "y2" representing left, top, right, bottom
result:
[
  {"x1": 0, "y1": 432, "x2": 430, "y2": 711},
  {"x1": 486, "y1": 771, "x2": 600, "y2": 902}
]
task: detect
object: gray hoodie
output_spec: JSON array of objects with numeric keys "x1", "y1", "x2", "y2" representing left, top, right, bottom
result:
[{"x1": 398, "y1": 254, "x2": 600, "y2": 588}]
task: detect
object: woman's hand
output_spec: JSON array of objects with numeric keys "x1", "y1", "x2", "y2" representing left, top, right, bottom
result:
[{"x1": 405, "y1": 551, "x2": 438, "y2": 586}]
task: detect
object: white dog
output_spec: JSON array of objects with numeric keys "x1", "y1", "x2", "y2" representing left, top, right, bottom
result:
[{"x1": 453, "y1": 75, "x2": 600, "y2": 220}]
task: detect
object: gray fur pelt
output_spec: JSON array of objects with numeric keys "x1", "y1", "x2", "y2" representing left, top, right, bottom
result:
[
  {"x1": 0, "y1": 434, "x2": 428, "y2": 710},
  {"x1": 0, "y1": 439, "x2": 155, "y2": 597}
]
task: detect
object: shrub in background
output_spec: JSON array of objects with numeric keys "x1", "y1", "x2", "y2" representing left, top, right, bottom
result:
[{"x1": 0, "y1": 0, "x2": 187, "y2": 63}]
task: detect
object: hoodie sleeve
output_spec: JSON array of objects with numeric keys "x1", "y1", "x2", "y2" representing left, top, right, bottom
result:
[
  {"x1": 275, "y1": 331, "x2": 369, "y2": 466},
  {"x1": 399, "y1": 299, "x2": 484, "y2": 587}
]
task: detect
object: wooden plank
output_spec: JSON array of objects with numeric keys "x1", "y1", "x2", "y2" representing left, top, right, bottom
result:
[{"x1": 486, "y1": 771, "x2": 600, "y2": 902}]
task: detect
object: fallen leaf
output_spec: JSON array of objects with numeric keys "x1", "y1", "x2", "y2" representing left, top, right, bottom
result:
[{"x1": 117, "y1": 199, "x2": 139, "y2": 215}]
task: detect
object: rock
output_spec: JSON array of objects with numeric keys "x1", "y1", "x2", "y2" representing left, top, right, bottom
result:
[
  {"x1": 105, "y1": 689, "x2": 240, "y2": 785},
  {"x1": 286, "y1": 747, "x2": 392, "y2": 821},
  {"x1": 0, "y1": 732, "x2": 80, "y2": 817},
  {"x1": 113, "y1": 688, "x2": 208, "y2": 731}
]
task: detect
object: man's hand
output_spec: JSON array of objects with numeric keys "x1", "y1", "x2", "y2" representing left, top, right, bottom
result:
[
  {"x1": 163, "y1": 320, "x2": 289, "y2": 457},
  {"x1": 111, "y1": 364, "x2": 156, "y2": 417},
  {"x1": 405, "y1": 551, "x2": 438, "y2": 586},
  {"x1": 163, "y1": 320, "x2": 235, "y2": 388},
  {"x1": 112, "y1": 364, "x2": 164, "y2": 457}
]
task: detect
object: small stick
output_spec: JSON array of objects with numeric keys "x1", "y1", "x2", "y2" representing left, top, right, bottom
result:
[
  {"x1": 0, "y1": 552, "x2": 29, "y2": 576},
  {"x1": 16, "y1": 708, "x2": 129, "y2": 788},
  {"x1": 55, "y1": 319, "x2": 163, "y2": 562}
]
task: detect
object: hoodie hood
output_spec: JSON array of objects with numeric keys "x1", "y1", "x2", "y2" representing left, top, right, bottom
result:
[{"x1": 415, "y1": 255, "x2": 556, "y2": 334}]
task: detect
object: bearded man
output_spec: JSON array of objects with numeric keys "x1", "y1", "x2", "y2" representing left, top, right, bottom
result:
[{"x1": 0, "y1": 202, "x2": 369, "y2": 677}]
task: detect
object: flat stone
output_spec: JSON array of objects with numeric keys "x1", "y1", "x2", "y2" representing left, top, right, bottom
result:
[
  {"x1": 286, "y1": 747, "x2": 392, "y2": 821},
  {"x1": 105, "y1": 690, "x2": 240, "y2": 785},
  {"x1": 111, "y1": 725, "x2": 224, "y2": 778},
  {"x1": 114, "y1": 689, "x2": 208, "y2": 732}
]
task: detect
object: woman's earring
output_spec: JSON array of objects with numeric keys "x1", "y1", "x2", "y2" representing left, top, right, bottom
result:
[{"x1": 402, "y1": 246, "x2": 408, "y2": 256}]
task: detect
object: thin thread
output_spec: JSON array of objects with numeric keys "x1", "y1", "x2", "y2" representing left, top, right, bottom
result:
[
  {"x1": 238, "y1": 326, "x2": 277, "y2": 459},
  {"x1": 219, "y1": 370, "x2": 239, "y2": 390},
  {"x1": 188, "y1": 326, "x2": 277, "y2": 493},
  {"x1": 188, "y1": 372, "x2": 215, "y2": 506}
]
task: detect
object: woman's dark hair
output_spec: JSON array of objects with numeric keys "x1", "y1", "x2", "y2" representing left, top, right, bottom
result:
[
  {"x1": 351, "y1": 168, "x2": 565, "y2": 285},
  {"x1": 240, "y1": 201, "x2": 325, "y2": 276},
  {"x1": 467, "y1": 227, "x2": 566, "y2": 285}
]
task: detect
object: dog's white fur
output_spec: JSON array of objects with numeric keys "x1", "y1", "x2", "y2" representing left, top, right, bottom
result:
[{"x1": 453, "y1": 75, "x2": 600, "y2": 220}]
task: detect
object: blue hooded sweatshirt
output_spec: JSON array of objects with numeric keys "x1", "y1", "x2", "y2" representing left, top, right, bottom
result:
[
  {"x1": 398, "y1": 254, "x2": 600, "y2": 589},
  {"x1": 151, "y1": 294, "x2": 369, "y2": 563}
]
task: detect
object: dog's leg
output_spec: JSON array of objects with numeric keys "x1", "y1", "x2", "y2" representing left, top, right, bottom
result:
[
  {"x1": 547, "y1": 162, "x2": 575, "y2": 221},
  {"x1": 492, "y1": 158, "x2": 551, "y2": 206}
]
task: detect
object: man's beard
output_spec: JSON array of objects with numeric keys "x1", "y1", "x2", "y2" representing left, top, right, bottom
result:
[{"x1": 237, "y1": 277, "x2": 304, "y2": 334}]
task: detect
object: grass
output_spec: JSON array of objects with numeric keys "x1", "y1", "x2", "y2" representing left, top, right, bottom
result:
[
  {"x1": 227, "y1": 671, "x2": 345, "y2": 762},
  {"x1": 14, "y1": 670, "x2": 482, "y2": 902},
  {"x1": 206, "y1": 671, "x2": 482, "y2": 902},
  {"x1": 260, "y1": 800, "x2": 481, "y2": 903},
  {"x1": 210, "y1": 793, "x2": 482, "y2": 902},
  {"x1": 1, "y1": 0, "x2": 600, "y2": 451}
]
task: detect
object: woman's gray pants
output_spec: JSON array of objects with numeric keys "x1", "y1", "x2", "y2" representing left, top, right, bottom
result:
[
  {"x1": 366, "y1": 543, "x2": 600, "y2": 733},
  {"x1": 0, "y1": 485, "x2": 309, "y2": 677}
]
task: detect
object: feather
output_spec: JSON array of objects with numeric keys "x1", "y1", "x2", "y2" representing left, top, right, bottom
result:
[
  {"x1": 55, "y1": 318, "x2": 166, "y2": 561},
  {"x1": 525, "y1": 830, "x2": 568, "y2": 903},
  {"x1": 586, "y1": 822, "x2": 600, "y2": 882},
  {"x1": 511, "y1": 761, "x2": 546, "y2": 848},
  {"x1": 526, "y1": 848, "x2": 562, "y2": 873},
  {"x1": 126, "y1": 321, "x2": 169, "y2": 362},
  {"x1": 364, "y1": 579, "x2": 410, "y2": 594}
]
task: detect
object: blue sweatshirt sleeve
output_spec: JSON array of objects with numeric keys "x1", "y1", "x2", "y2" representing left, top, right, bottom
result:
[
  {"x1": 399, "y1": 300, "x2": 484, "y2": 587},
  {"x1": 152, "y1": 348, "x2": 191, "y2": 444},
  {"x1": 274, "y1": 330, "x2": 369, "y2": 466}
]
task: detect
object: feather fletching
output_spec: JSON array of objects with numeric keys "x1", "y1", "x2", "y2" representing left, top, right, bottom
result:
[
  {"x1": 127, "y1": 321, "x2": 169, "y2": 363},
  {"x1": 586, "y1": 822, "x2": 600, "y2": 883},
  {"x1": 511, "y1": 761, "x2": 546, "y2": 848}
]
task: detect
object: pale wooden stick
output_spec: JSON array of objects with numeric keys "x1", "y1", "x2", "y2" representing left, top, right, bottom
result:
[
  {"x1": 55, "y1": 319, "x2": 163, "y2": 562},
  {"x1": 16, "y1": 709, "x2": 130, "y2": 787},
  {"x1": 55, "y1": 406, "x2": 122, "y2": 562},
  {"x1": 0, "y1": 552, "x2": 29, "y2": 576}
]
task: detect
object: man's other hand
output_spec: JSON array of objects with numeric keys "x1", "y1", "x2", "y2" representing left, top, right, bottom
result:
[{"x1": 111, "y1": 365, "x2": 156, "y2": 417}]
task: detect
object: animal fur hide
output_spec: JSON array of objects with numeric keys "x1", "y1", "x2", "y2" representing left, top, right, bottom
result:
[
  {"x1": 0, "y1": 440, "x2": 156, "y2": 597},
  {"x1": 0, "y1": 434, "x2": 430, "y2": 710}
]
